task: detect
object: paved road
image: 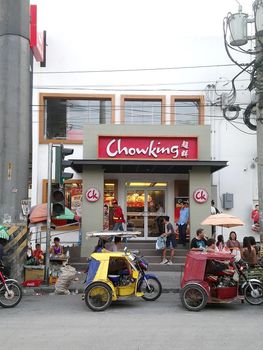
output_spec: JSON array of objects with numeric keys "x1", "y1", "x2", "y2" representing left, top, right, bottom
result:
[{"x1": 1, "y1": 293, "x2": 262, "y2": 350}]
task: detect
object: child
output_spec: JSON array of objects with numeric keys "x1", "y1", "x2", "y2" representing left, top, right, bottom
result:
[
  {"x1": 50, "y1": 237, "x2": 64, "y2": 257},
  {"x1": 33, "y1": 243, "x2": 44, "y2": 264},
  {"x1": 206, "y1": 238, "x2": 216, "y2": 252}
]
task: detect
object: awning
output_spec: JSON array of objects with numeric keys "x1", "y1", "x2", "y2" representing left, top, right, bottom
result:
[{"x1": 70, "y1": 159, "x2": 228, "y2": 174}]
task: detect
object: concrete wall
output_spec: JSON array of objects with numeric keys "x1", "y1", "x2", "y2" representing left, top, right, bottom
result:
[
  {"x1": 189, "y1": 167, "x2": 211, "y2": 238},
  {"x1": 81, "y1": 166, "x2": 104, "y2": 257}
]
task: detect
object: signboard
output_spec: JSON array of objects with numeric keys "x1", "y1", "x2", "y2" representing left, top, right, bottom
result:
[
  {"x1": 85, "y1": 188, "x2": 100, "y2": 202},
  {"x1": 193, "y1": 188, "x2": 208, "y2": 203},
  {"x1": 98, "y1": 136, "x2": 198, "y2": 160}
]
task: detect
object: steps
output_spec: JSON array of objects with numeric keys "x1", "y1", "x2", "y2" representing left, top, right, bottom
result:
[{"x1": 68, "y1": 240, "x2": 188, "y2": 272}]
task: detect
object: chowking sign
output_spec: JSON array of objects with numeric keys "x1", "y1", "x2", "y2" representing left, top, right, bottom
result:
[{"x1": 98, "y1": 136, "x2": 198, "y2": 160}]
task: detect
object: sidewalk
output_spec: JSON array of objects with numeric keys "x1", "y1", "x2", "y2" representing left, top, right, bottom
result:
[{"x1": 22, "y1": 271, "x2": 182, "y2": 296}]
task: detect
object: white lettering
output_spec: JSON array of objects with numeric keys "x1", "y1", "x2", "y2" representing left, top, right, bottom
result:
[{"x1": 105, "y1": 138, "x2": 190, "y2": 159}]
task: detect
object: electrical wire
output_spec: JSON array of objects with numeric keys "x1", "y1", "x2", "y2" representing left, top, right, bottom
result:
[{"x1": 33, "y1": 63, "x2": 237, "y2": 75}]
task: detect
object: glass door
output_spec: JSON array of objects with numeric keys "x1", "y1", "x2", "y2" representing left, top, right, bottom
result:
[
  {"x1": 146, "y1": 189, "x2": 166, "y2": 238},
  {"x1": 125, "y1": 184, "x2": 167, "y2": 239}
]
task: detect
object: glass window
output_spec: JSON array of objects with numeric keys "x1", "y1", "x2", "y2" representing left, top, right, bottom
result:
[
  {"x1": 44, "y1": 98, "x2": 112, "y2": 141},
  {"x1": 124, "y1": 100, "x2": 162, "y2": 124},
  {"x1": 174, "y1": 100, "x2": 200, "y2": 125}
]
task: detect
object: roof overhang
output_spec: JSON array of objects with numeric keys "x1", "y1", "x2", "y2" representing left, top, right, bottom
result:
[{"x1": 70, "y1": 159, "x2": 228, "y2": 174}]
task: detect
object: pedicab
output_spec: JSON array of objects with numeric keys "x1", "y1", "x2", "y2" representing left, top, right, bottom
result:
[
  {"x1": 180, "y1": 251, "x2": 263, "y2": 311},
  {"x1": 83, "y1": 231, "x2": 162, "y2": 311}
]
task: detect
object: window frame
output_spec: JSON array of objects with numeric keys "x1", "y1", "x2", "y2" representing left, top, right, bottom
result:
[
  {"x1": 39, "y1": 93, "x2": 115, "y2": 144},
  {"x1": 120, "y1": 95, "x2": 166, "y2": 124},
  {"x1": 170, "y1": 95, "x2": 205, "y2": 125}
]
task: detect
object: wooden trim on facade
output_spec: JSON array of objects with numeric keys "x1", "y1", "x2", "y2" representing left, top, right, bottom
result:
[
  {"x1": 39, "y1": 93, "x2": 115, "y2": 144},
  {"x1": 170, "y1": 95, "x2": 205, "y2": 125},
  {"x1": 120, "y1": 95, "x2": 166, "y2": 124}
]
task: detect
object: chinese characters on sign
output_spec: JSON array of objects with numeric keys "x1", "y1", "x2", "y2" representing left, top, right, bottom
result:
[
  {"x1": 86, "y1": 188, "x2": 100, "y2": 202},
  {"x1": 193, "y1": 189, "x2": 208, "y2": 203},
  {"x1": 98, "y1": 136, "x2": 198, "y2": 160}
]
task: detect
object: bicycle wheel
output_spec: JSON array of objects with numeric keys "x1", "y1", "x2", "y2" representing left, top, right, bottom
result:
[
  {"x1": 244, "y1": 281, "x2": 263, "y2": 305},
  {"x1": 84, "y1": 282, "x2": 112, "y2": 311},
  {"x1": 138, "y1": 277, "x2": 162, "y2": 301},
  {"x1": 0, "y1": 281, "x2": 23, "y2": 308}
]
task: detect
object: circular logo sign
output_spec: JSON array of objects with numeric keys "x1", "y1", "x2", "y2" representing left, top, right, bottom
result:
[
  {"x1": 85, "y1": 188, "x2": 100, "y2": 202},
  {"x1": 193, "y1": 188, "x2": 208, "y2": 203}
]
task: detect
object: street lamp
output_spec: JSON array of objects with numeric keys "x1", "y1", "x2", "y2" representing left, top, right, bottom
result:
[{"x1": 224, "y1": 0, "x2": 263, "y2": 251}]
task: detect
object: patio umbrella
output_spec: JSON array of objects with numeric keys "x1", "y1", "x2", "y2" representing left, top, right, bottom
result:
[
  {"x1": 29, "y1": 203, "x2": 79, "y2": 224},
  {"x1": 201, "y1": 213, "x2": 245, "y2": 228}
]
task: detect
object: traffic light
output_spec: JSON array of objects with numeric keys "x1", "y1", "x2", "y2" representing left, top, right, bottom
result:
[
  {"x1": 55, "y1": 145, "x2": 74, "y2": 185},
  {"x1": 51, "y1": 183, "x2": 65, "y2": 216}
]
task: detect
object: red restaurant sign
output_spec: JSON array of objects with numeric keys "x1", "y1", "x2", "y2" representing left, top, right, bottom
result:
[{"x1": 98, "y1": 136, "x2": 198, "y2": 160}]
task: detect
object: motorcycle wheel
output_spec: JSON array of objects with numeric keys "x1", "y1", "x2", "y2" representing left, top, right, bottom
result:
[
  {"x1": 84, "y1": 282, "x2": 112, "y2": 311},
  {"x1": 138, "y1": 277, "x2": 162, "y2": 301},
  {"x1": 0, "y1": 281, "x2": 22, "y2": 308},
  {"x1": 180, "y1": 284, "x2": 208, "y2": 311},
  {"x1": 244, "y1": 281, "x2": 263, "y2": 305}
]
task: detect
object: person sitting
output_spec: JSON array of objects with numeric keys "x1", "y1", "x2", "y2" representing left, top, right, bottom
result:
[
  {"x1": 206, "y1": 238, "x2": 216, "y2": 252},
  {"x1": 33, "y1": 243, "x2": 44, "y2": 265},
  {"x1": 216, "y1": 235, "x2": 225, "y2": 251},
  {"x1": 190, "y1": 228, "x2": 207, "y2": 251},
  {"x1": 242, "y1": 236, "x2": 257, "y2": 267},
  {"x1": 226, "y1": 231, "x2": 241, "y2": 252},
  {"x1": 50, "y1": 237, "x2": 64, "y2": 257}
]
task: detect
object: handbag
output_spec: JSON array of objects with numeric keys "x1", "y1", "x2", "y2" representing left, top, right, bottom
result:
[{"x1": 156, "y1": 236, "x2": 166, "y2": 250}]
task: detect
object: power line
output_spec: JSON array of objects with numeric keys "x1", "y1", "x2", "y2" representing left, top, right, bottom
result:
[{"x1": 33, "y1": 63, "x2": 238, "y2": 75}]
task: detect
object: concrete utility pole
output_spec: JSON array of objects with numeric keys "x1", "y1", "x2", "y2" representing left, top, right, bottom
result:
[
  {"x1": 0, "y1": 0, "x2": 31, "y2": 224},
  {"x1": 255, "y1": 32, "x2": 263, "y2": 248},
  {"x1": 224, "y1": 1, "x2": 263, "y2": 248}
]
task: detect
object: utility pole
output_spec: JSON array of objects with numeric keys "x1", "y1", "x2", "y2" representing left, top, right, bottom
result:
[
  {"x1": 0, "y1": 0, "x2": 31, "y2": 223},
  {"x1": 255, "y1": 30, "x2": 263, "y2": 250},
  {"x1": 224, "y1": 0, "x2": 263, "y2": 249},
  {"x1": 0, "y1": 0, "x2": 31, "y2": 278}
]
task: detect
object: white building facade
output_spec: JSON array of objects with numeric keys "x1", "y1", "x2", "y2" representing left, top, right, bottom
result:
[{"x1": 31, "y1": 0, "x2": 258, "y2": 249}]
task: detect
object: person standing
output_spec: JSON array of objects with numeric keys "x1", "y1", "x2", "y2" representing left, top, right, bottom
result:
[
  {"x1": 155, "y1": 203, "x2": 165, "y2": 234},
  {"x1": 177, "y1": 201, "x2": 189, "y2": 246},
  {"x1": 251, "y1": 204, "x2": 259, "y2": 224},
  {"x1": 160, "y1": 216, "x2": 176, "y2": 265},
  {"x1": 112, "y1": 200, "x2": 125, "y2": 231}
]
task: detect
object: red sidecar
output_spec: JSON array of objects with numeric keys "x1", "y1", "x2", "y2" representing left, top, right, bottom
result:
[{"x1": 180, "y1": 251, "x2": 263, "y2": 311}]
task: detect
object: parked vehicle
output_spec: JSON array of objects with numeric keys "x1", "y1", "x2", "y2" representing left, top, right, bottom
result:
[
  {"x1": 180, "y1": 251, "x2": 263, "y2": 311},
  {"x1": 0, "y1": 262, "x2": 22, "y2": 308},
  {"x1": 83, "y1": 238, "x2": 162, "y2": 311}
]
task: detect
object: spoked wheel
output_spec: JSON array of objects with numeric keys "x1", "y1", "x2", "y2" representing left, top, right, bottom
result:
[
  {"x1": 84, "y1": 282, "x2": 112, "y2": 311},
  {"x1": 138, "y1": 277, "x2": 162, "y2": 301},
  {"x1": 180, "y1": 284, "x2": 208, "y2": 311},
  {"x1": 0, "y1": 281, "x2": 23, "y2": 308},
  {"x1": 244, "y1": 281, "x2": 263, "y2": 305}
]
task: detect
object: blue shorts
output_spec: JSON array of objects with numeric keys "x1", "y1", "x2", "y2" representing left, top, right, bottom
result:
[{"x1": 166, "y1": 235, "x2": 177, "y2": 249}]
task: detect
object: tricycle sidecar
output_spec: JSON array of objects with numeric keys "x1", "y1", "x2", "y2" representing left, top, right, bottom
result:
[
  {"x1": 180, "y1": 251, "x2": 263, "y2": 311},
  {"x1": 84, "y1": 247, "x2": 162, "y2": 311}
]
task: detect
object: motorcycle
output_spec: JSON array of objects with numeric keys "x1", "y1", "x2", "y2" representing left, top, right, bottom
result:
[
  {"x1": 180, "y1": 251, "x2": 263, "y2": 311},
  {"x1": 0, "y1": 261, "x2": 22, "y2": 308},
  {"x1": 83, "y1": 232, "x2": 162, "y2": 311}
]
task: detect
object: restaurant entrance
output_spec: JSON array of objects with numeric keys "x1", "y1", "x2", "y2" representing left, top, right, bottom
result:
[{"x1": 125, "y1": 182, "x2": 167, "y2": 239}]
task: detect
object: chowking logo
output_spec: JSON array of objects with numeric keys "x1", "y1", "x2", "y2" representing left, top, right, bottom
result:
[
  {"x1": 105, "y1": 138, "x2": 190, "y2": 159},
  {"x1": 98, "y1": 136, "x2": 198, "y2": 160}
]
